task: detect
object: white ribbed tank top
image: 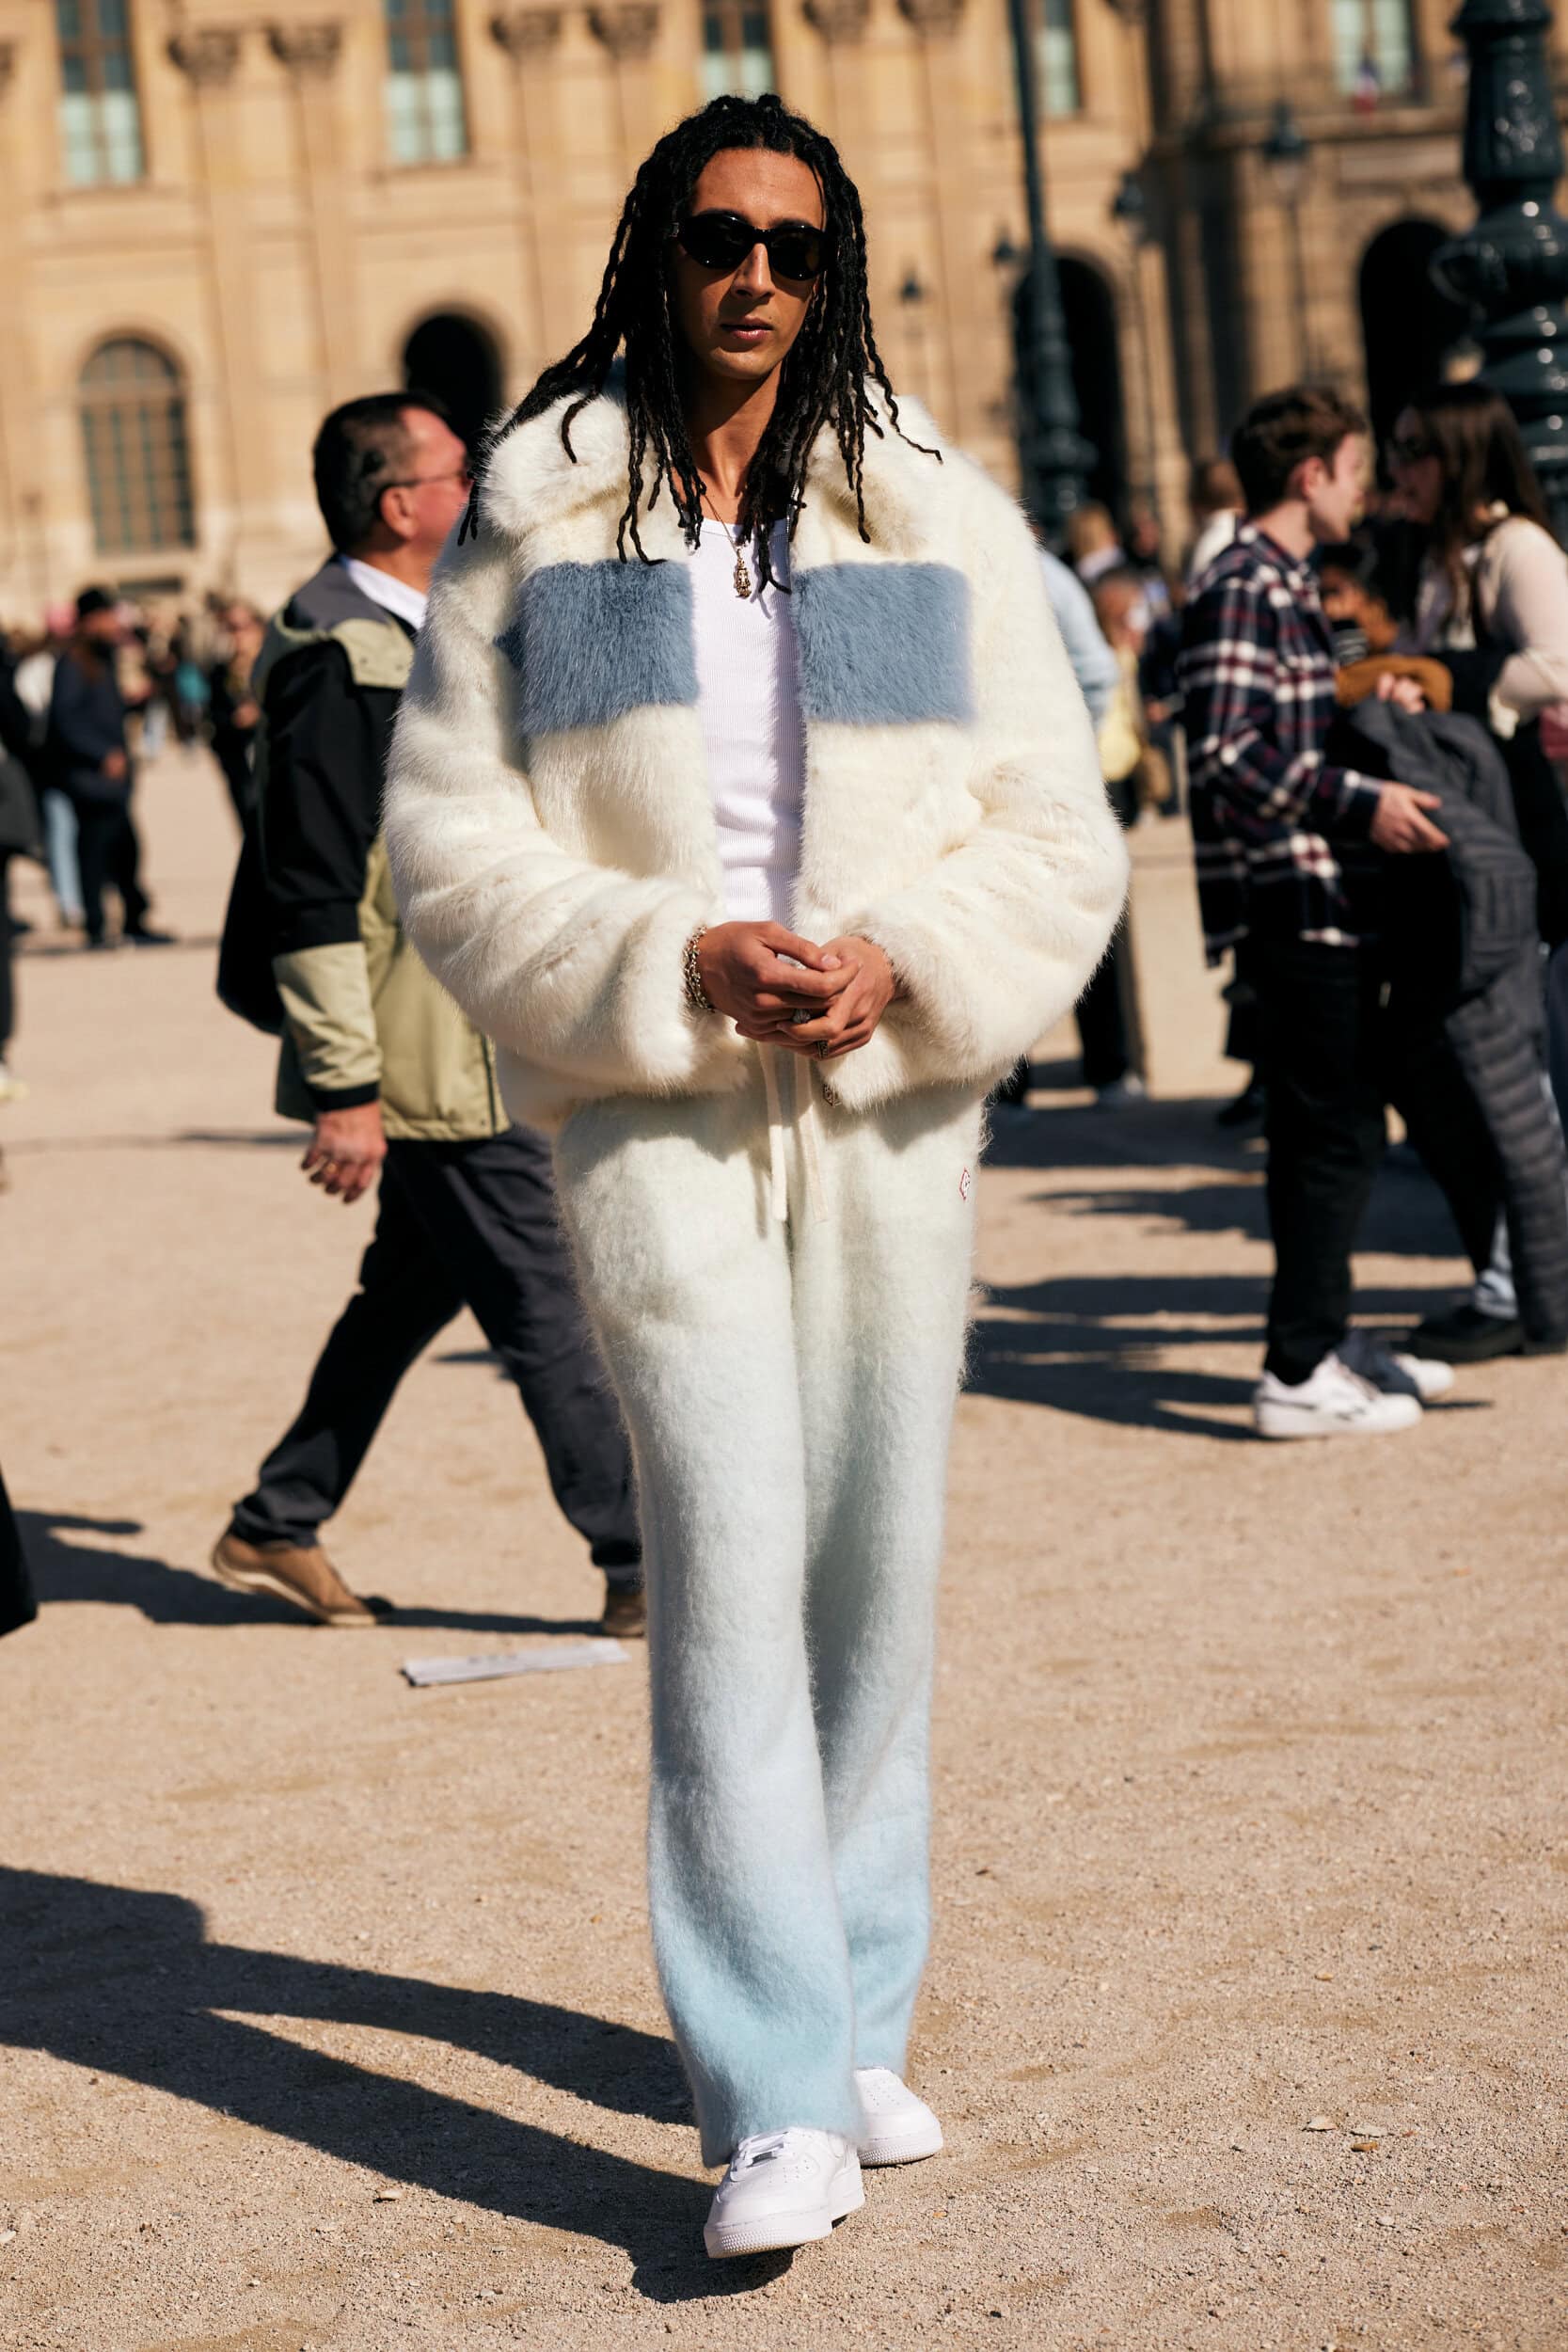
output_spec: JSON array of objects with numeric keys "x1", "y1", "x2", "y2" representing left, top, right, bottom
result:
[{"x1": 687, "y1": 518, "x2": 805, "y2": 926}]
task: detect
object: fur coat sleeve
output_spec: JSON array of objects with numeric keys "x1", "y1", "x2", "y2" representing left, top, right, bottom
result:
[
  {"x1": 384, "y1": 530, "x2": 738, "y2": 1103},
  {"x1": 819, "y1": 463, "x2": 1128, "y2": 1112}
]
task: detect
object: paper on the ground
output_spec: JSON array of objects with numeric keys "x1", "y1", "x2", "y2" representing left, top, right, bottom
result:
[{"x1": 402, "y1": 1641, "x2": 626, "y2": 1688}]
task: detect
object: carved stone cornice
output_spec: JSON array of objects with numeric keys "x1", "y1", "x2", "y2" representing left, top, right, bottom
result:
[
  {"x1": 168, "y1": 27, "x2": 245, "y2": 87},
  {"x1": 804, "y1": 0, "x2": 870, "y2": 44},
  {"x1": 895, "y1": 0, "x2": 964, "y2": 32},
  {"x1": 588, "y1": 2, "x2": 659, "y2": 58},
  {"x1": 490, "y1": 7, "x2": 564, "y2": 57},
  {"x1": 266, "y1": 21, "x2": 342, "y2": 77}
]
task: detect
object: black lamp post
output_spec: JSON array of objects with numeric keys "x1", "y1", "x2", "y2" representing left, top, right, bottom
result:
[
  {"x1": 1000, "y1": 0, "x2": 1092, "y2": 542},
  {"x1": 1261, "y1": 99, "x2": 1314, "y2": 379},
  {"x1": 1432, "y1": 0, "x2": 1568, "y2": 543}
]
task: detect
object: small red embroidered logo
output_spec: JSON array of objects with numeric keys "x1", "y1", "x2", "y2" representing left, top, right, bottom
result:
[{"x1": 958, "y1": 1166, "x2": 972, "y2": 1201}]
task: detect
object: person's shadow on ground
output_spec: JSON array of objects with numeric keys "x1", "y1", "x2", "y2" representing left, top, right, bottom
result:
[
  {"x1": 13, "y1": 1511, "x2": 605, "y2": 1638},
  {"x1": 0, "y1": 1867, "x2": 790, "y2": 2300}
]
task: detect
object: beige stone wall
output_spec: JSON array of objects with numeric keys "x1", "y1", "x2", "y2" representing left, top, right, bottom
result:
[{"x1": 0, "y1": 0, "x2": 1523, "y2": 619}]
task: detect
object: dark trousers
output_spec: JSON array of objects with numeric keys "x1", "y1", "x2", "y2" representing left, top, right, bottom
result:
[
  {"x1": 1255, "y1": 939, "x2": 1389, "y2": 1384},
  {"x1": 1076, "y1": 931, "x2": 1134, "y2": 1088},
  {"x1": 73, "y1": 798, "x2": 148, "y2": 943},
  {"x1": 231, "y1": 1127, "x2": 641, "y2": 1585},
  {"x1": 1256, "y1": 936, "x2": 1499, "y2": 1381}
]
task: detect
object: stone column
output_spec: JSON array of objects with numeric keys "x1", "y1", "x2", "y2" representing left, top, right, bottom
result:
[
  {"x1": 490, "y1": 8, "x2": 565, "y2": 385},
  {"x1": 896, "y1": 0, "x2": 969, "y2": 435},
  {"x1": 0, "y1": 41, "x2": 49, "y2": 610},
  {"x1": 267, "y1": 22, "x2": 359, "y2": 409},
  {"x1": 168, "y1": 27, "x2": 255, "y2": 580},
  {"x1": 587, "y1": 4, "x2": 659, "y2": 193},
  {"x1": 804, "y1": 0, "x2": 872, "y2": 202}
]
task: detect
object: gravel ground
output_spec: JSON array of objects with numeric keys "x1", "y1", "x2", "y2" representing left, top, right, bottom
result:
[{"x1": 2, "y1": 753, "x2": 1565, "y2": 2351}]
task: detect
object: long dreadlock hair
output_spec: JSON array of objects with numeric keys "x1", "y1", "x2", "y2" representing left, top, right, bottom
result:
[{"x1": 457, "y1": 92, "x2": 934, "y2": 592}]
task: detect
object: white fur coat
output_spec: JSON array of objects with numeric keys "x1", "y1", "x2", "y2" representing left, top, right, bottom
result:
[{"x1": 385, "y1": 382, "x2": 1127, "y2": 1129}]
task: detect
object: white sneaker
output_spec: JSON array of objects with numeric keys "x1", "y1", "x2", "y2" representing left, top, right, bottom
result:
[
  {"x1": 854, "y1": 2067, "x2": 944, "y2": 2166},
  {"x1": 1338, "y1": 1325, "x2": 1455, "y2": 1403},
  {"x1": 704, "y1": 2129, "x2": 863, "y2": 2260},
  {"x1": 1253, "y1": 1352, "x2": 1423, "y2": 1439}
]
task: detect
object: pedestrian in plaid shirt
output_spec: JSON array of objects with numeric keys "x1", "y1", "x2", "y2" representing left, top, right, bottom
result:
[{"x1": 1179, "y1": 385, "x2": 1457, "y2": 1439}]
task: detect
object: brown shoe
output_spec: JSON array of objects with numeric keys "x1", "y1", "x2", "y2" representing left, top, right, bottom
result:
[
  {"x1": 210, "y1": 1531, "x2": 379, "y2": 1628},
  {"x1": 600, "y1": 1585, "x2": 646, "y2": 1640}
]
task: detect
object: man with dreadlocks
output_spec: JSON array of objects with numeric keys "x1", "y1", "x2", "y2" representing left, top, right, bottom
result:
[{"x1": 387, "y1": 93, "x2": 1125, "y2": 2258}]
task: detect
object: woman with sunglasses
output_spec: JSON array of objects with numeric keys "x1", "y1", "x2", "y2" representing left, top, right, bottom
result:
[
  {"x1": 1388, "y1": 380, "x2": 1568, "y2": 1362},
  {"x1": 386, "y1": 93, "x2": 1123, "y2": 2258}
]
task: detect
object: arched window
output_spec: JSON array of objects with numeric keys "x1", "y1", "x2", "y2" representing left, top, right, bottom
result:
[
  {"x1": 79, "y1": 338, "x2": 196, "y2": 554},
  {"x1": 701, "y1": 1, "x2": 774, "y2": 102}
]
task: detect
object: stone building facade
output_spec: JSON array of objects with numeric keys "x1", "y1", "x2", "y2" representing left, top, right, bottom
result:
[{"x1": 0, "y1": 0, "x2": 1556, "y2": 615}]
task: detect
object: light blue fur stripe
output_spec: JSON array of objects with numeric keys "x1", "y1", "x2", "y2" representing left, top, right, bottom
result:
[
  {"x1": 496, "y1": 560, "x2": 698, "y2": 734},
  {"x1": 794, "y1": 563, "x2": 973, "y2": 725}
]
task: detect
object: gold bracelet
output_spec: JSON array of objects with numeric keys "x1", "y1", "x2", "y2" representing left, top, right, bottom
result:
[{"x1": 683, "y1": 927, "x2": 714, "y2": 1014}]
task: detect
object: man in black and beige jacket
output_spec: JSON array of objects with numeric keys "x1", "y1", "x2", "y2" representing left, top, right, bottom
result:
[{"x1": 211, "y1": 392, "x2": 642, "y2": 1633}]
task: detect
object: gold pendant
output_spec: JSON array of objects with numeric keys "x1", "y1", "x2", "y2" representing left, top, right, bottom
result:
[{"x1": 733, "y1": 542, "x2": 752, "y2": 600}]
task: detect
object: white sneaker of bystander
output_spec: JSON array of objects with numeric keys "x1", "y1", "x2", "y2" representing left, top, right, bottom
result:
[
  {"x1": 1338, "y1": 1325, "x2": 1456, "y2": 1403},
  {"x1": 1253, "y1": 1353, "x2": 1424, "y2": 1439}
]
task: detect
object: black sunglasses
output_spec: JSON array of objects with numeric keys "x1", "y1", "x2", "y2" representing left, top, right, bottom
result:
[
  {"x1": 1387, "y1": 433, "x2": 1433, "y2": 466},
  {"x1": 676, "y1": 210, "x2": 825, "y2": 282}
]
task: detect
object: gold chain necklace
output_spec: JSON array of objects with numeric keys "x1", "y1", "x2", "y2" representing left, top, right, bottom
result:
[{"x1": 699, "y1": 482, "x2": 754, "y2": 601}]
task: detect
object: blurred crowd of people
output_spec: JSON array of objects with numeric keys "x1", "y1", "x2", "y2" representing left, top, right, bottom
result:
[{"x1": 0, "y1": 587, "x2": 267, "y2": 1104}]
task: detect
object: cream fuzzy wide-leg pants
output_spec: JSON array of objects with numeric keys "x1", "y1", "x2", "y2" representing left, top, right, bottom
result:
[{"x1": 553, "y1": 1054, "x2": 982, "y2": 2166}]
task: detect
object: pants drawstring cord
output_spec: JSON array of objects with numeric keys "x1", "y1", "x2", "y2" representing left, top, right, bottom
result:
[
  {"x1": 794, "y1": 1050, "x2": 828, "y2": 1226},
  {"x1": 761, "y1": 1044, "x2": 830, "y2": 1227},
  {"x1": 762, "y1": 1046, "x2": 789, "y2": 1224}
]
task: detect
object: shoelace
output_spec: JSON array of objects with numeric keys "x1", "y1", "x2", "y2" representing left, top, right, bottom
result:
[{"x1": 730, "y1": 2129, "x2": 794, "y2": 2174}]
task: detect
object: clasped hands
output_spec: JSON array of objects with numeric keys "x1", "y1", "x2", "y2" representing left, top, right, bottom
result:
[{"x1": 696, "y1": 921, "x2": 898, "y2": 1061}]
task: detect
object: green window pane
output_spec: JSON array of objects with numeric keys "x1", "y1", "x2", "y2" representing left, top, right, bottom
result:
[{"x1": 1038, "y1": 0, "x2": 1079, "y2": 118}]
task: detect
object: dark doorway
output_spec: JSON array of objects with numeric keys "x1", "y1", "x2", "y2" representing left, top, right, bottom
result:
[
  {"x1": 1359, "y1": 221, "x2": 1471, "y2": 452},
  {"x1": 402, "y1": 312, "x2": 503, "y2": 455},
  {"x1": 1009, "y1": 257, "x2": 1128, "y2": 524},
  {"x1": 1059, "y1": 258, "x2": 1128, "y2": 520}
]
